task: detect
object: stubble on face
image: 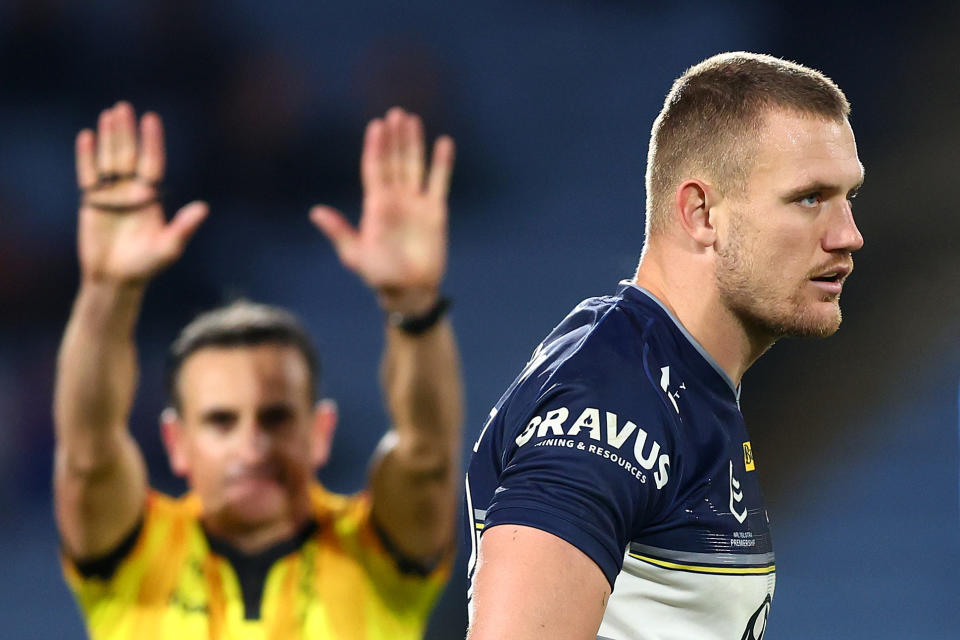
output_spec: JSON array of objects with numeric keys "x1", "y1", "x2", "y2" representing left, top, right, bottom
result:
[{"x1": 715, "y1": 211, "x2": 844, "y2": 341}]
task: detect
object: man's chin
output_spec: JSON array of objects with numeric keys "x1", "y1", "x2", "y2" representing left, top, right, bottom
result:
[
  {"x1": 741, "y1": 298, "x2": 842, "y2": 340},
  {"x1": 780, "y1": 303, "x2": 843, "y2": 339},
  {"x1": 219, "y1": 484, "x2": 290, "y2": 526},
  {"x1": 218, "y1": 500, "x2": 290, "y2": 532}
]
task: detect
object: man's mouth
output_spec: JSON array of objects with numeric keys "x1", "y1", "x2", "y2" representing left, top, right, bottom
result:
[
  {"x1": 810, "y1": 272, "x2": 842, "y2": 283},
  {"x1": 809, "y1": 264, "x2": 851, "y2": 294}
]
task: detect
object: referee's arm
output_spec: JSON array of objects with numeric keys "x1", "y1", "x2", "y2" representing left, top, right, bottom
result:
[
  {"x1": 469, "y1": 525, "x2": 610, "y2": 640},
  {"x1": 54, "y1": 102, "x2": 207, "y2": 561},
  {"x1": 310, "y1": 108, "x2": 462, "y2": 565},
  {"x1": 369, "y1": 313, "x2": 462, "y2": 562}
]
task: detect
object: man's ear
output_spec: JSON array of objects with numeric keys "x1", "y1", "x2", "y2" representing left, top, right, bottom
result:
[
  {"x1": 160, "y1": 407, "x2": 190, "y2": 478},
  {"x1": 311, "y1": 399, "x2": 338, "y2": 468},
  {"x1": 674, "y1": 179, "x2": 720, "y2": 247}
]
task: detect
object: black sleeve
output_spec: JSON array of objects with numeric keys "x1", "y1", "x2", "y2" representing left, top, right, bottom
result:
[{"x1": 70, "y1": 518, "x2": 144, "y2": 580}]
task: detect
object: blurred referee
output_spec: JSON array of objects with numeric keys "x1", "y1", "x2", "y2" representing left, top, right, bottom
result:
[{"x1": 54, "y1": 102, "x2": 462, "y2": 639}]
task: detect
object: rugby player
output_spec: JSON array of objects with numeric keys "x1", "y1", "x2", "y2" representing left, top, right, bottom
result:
[
  {"x1": 54, "y1": 102, "x2": 462, "y2": 638},
  {"x1": 465, "y1": 52, "x2": 864, "y2": 639}
]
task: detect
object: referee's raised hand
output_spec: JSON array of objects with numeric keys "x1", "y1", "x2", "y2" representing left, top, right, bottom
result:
[
  {"x1": 309, "y1": 107, "x2": 455, "y2": 316},
  {"x1": 75, "y1": 101, "x2": 208, "y2": 286}
]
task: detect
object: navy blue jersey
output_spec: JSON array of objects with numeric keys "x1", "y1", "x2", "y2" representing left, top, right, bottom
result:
[{"x1": 465, "y1": 283, "x2": 775, "y2": 639}]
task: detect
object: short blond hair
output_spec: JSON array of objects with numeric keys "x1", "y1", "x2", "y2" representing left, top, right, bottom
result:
[{"x1": 645, "y1": 52, "x2": 850, "y2": 237}]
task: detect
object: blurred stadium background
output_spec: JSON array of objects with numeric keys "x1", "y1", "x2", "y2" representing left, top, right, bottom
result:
[{"x1": 1, "y1": 1, "x2": 958, "y2": 637}]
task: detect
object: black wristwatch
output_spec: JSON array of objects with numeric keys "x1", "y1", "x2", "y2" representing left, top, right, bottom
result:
[{"x1": 387, "y1": 296, "x2": 451, "y2": 335}]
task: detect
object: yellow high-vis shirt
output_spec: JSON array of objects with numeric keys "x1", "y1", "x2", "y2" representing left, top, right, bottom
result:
[{"x1": 63, "y1": 484, "x2": 449, "y2": 640}]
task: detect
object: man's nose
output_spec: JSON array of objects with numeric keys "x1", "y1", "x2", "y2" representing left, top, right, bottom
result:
[
  {"x1": 823, "y1": 200, "x2": 864, "y2": 253},
  {"x1": 236, "y1": 423, "x2": 271, "y2": 462}
]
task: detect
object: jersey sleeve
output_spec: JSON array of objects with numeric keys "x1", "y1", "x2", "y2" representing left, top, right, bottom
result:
[{"x1": 483, "y1": 380, "x2": 675, "y2": 588}]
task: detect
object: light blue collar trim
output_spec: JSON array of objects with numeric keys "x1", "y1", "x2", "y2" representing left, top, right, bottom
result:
[{"x1": 620, "y1": 280, "x2": 741, "y2": 402}]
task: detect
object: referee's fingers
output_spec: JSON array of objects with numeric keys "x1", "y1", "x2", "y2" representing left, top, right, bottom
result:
[
  {"x1": 137, "y1": 112, "x2": 166, "y2": 183},
  {"x1": 360, "y1": 119, "x2": 386, "y2": 192},
  {"x1": 96, "y1": 108, "x2": 115, "y2": 174},
  {"x1": 403, "y1": 113, "x2": 425, "y2": 190},
  {"x1": 158, "y1": 201, "x2": 209, "y2": 262},
  {"x1": 113, "y1": 101, "x2": 137, "y2": 174},
  {"x1": 75, "y1": 129, "x2": 97, "y2": 189},
  {"x1": 427, "y1": 135, "x2": 455, "y2": 202},
  {"x1": 310, "y1": 205, "x2": 360, "y2": 270}
]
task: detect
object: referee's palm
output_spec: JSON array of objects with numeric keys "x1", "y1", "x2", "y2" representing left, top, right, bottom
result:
[
  {"x1": 75, "y1": 102, "x2": 207, "y2": 285},
  {"x1": 311, "y1": 107, "x2": 454, "y2": 310}
]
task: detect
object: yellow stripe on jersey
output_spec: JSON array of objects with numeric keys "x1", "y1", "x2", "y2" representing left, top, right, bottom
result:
[
  {"x1": 63, "y1": 485, "x2": 449, "y2": 640},
  {"x1": 628, "y1": 552, "x2": 776, "y2": 575}
]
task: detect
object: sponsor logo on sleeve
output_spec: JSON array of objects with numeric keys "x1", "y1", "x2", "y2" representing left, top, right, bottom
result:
[{"x1": 514, "y1": 406, "x2": 671, "y2": 489}]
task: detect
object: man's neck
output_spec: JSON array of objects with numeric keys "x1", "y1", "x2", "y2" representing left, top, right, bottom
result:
[
  {"x1": 203, "y1": 515, "x2": 314, "y2": 556},
  {"x1": 634, "y1": 253, "x2": 775, "y2": 387}
]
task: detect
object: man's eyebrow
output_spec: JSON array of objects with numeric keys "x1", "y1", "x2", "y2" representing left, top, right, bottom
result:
[
  {"x1": 783, "y1": 177, "x2": 864, "y2": 200},
  {"x1": 258, "y1": 402, "x2": 296, "y2": 417},
  {"x1": 783, "y1": 182, "x2": 838, "y2": 200},
  {"x1": 199, "y1": 407, "x2": 237, "y2": 421}
]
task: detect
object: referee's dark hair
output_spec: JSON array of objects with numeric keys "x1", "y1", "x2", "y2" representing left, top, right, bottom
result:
[{"x1": 164, "y1": 300, "x2": 320, "y2": 412}]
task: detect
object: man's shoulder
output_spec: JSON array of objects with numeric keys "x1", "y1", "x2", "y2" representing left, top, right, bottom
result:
[
  {"x1": 309, "y1": 483, "x2": 365, "y2": 517},
  {"x1": 64, "y1": 489, "x2": 199, "y2": 588},
  {"x1": 546, "y1": 285, "x2": 660, "y2": 352},
  {"x1": 308, "y1": 484, "x2": 378, "y2": 543},
  {"x1": 147, "y1": 489, "x2": 202, "y2": 519},
  {"x1": 508, "y1": 286, "x2": 674, "y2": 413},
  {"x1": 469, "y1": 287, "x2": 686, "y2": 482}
]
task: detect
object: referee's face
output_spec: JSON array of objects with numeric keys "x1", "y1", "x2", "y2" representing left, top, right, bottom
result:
[
  {"x1": 715, "y1": 109, "x2": 864, "y2": 340},
  {"x1": 163, "y1": 344, "x2": 335, "y2": 538}
]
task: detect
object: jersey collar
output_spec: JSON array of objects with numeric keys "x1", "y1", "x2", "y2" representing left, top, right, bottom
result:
[{"x1": 617, "y1": 280, "x2": 742, "y2": 404}]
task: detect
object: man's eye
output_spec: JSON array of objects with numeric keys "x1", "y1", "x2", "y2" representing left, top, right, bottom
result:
[
  {"x1": 204, "y1": 412, "x2": 237, "y2": 430},
  {"x1": 798, "y1": 193, "x2": 820, "y2": 207},
  {"x1": 259, "y1": 407, "x2": 294, "y2": 429}
]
